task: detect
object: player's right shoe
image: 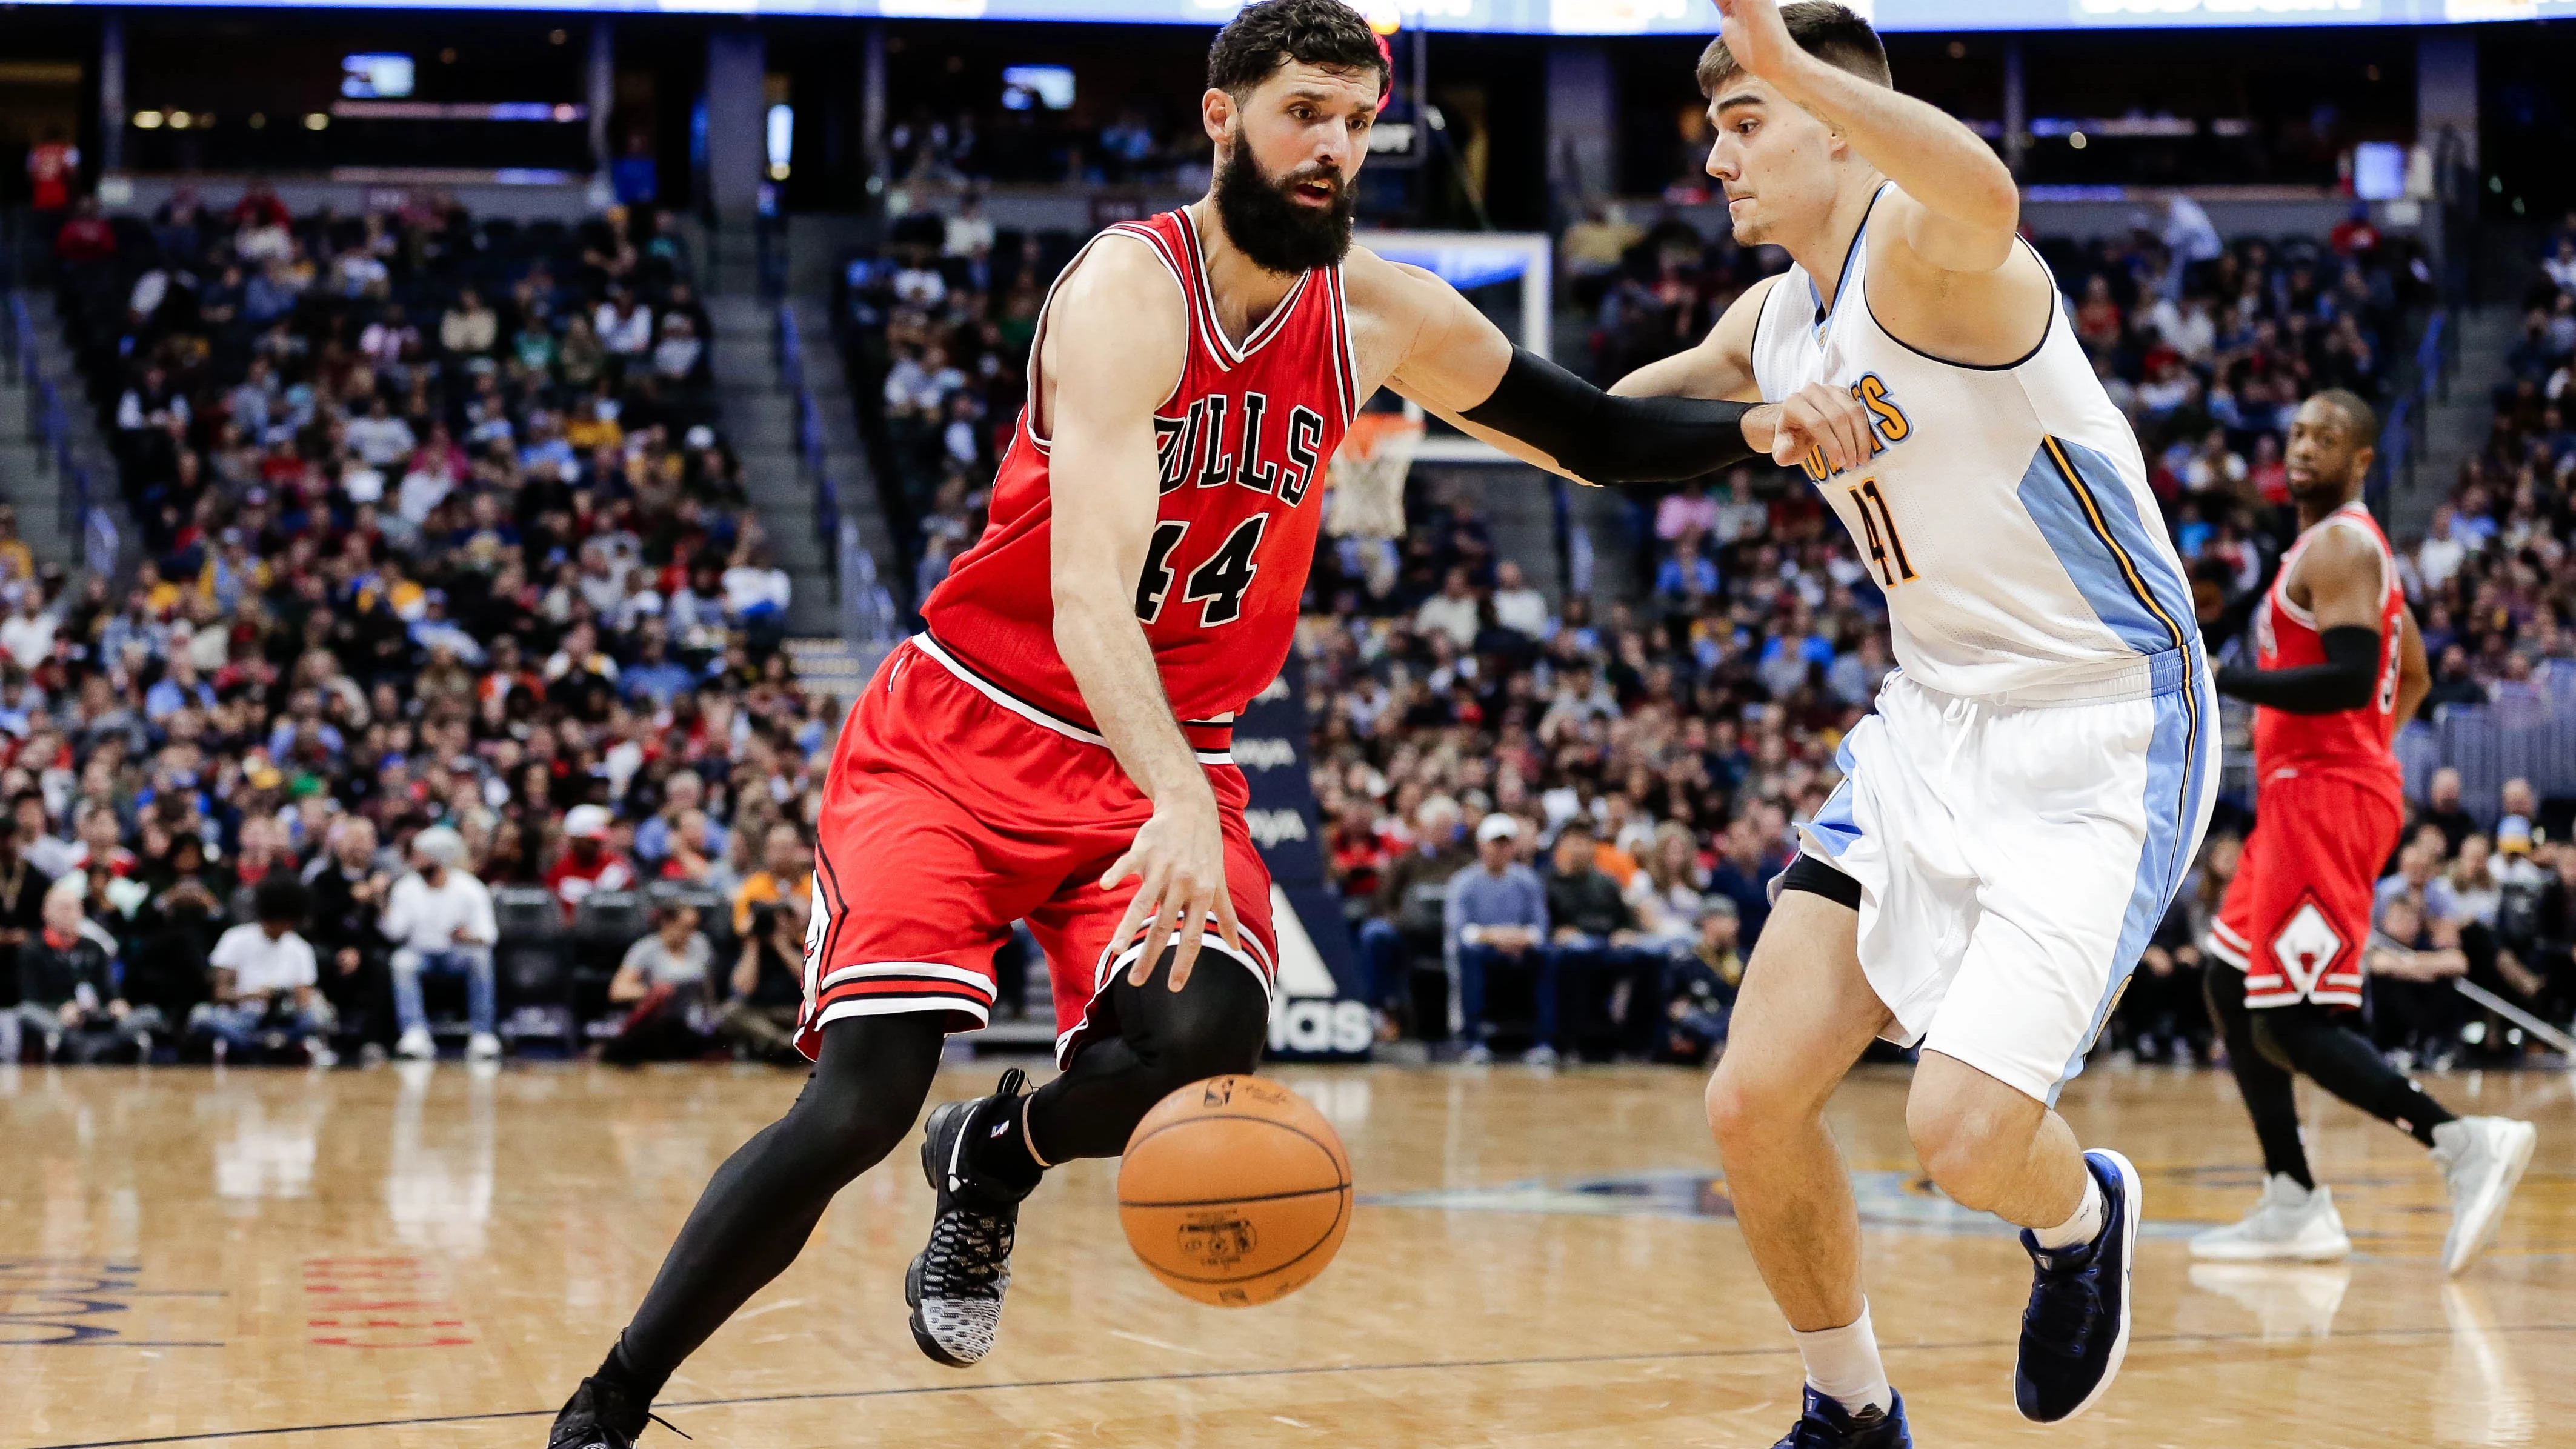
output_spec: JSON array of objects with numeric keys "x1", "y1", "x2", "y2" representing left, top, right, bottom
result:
[
  {"x1": 2432, "y1": 1116, "x2": 2537, "y2": 1274},
  {"x1": 1771, "y1": 1387, "x2": 1912, "y2": 1448},
  {"x1": 907, "y1": 1068, "x2": 1034, "y2": 1368},
  {"x1": 2188, "y1": 1175, "x2": 2351, "y2": 1262}
]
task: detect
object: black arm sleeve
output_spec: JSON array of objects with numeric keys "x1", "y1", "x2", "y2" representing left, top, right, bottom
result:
[
  {"x1": 1457, "y1": 346, "x2": 1757, "y2": 484},
  {"x1": 2215, "y1": 624, "x2": 2381, "y2": 713}
]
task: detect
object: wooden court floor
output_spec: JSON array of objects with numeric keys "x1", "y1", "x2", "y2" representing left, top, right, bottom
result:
[{"x1": 3, "y1": 1056, "x2": 2571, "y2": 1449}]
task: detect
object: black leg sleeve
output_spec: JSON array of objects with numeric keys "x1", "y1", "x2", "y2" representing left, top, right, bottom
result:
[
  {"x1": 2256, "y1": 1002, "x2": 2456, "y2": 1149},
  {"x1": 1022, "y1": 946, "x2": 1270, "y2": 1164},
  {"x1": 612, "y1": 1012, "x2": 947, "y2": 1399},
  {"x1": 2205, "y1": 965, "x2": 2314, "y2": 1189}
]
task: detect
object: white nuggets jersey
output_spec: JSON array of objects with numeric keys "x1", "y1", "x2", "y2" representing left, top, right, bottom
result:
[{"x1": 1751, "y1": 184, "x2": 2196, "y2": 702}]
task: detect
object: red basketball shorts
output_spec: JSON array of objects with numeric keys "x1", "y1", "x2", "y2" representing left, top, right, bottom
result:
[
  {"x1": 2207, "y1": 768, "x2": 2403, "y2": 1008},
  {"x1": 794, "y1": 635, "x2": 1277, "y2": 1065}
]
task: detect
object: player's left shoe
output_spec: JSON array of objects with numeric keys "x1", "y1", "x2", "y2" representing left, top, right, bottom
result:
[
  {"x1": 2433, "y1": 1116, "x2": 2537, "y2": 1275},
  {"x1": 2014, "y1": 1148, "x2": 2139, "y2": 1423},
  {"x1": 907, "y1": 1068, "x2": 1034, "y2": 1368},
  {"x1": 543, "y1": 1376, "x2": 680, "y2": 1449},
  {"x1": 1771, "y1": 1386, "x2": 1912, "y2": 1447}
]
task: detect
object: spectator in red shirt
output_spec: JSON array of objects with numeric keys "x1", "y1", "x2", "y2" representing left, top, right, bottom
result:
[
  {"x1": 51, "y1": 198, "x2": 117, "y2": 265},
  {"x1": 228, "y1": 182, "x2": 291, "y2": 234},
  {"x1": 2328, "y1": 202, "x2": 2380, "y2": 259},
  {"x1": 27, "y1": 128, "x2": 78, "y2": 228},
  {"x1": 547, "y1": 804, "x2": 636, "y2": 919}
]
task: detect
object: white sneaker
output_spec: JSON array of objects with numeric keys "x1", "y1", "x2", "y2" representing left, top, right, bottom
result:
[
  {"x1": 308, "y1": 1042, "x2": 339, "y2": 1068},
  {"x1": 465, "y1": 1031, "x2": 503, "y2": 1062},
  {"x1": 1519, "y1": 1044, "x2": 1560, "y2": 1068},
  {"x1": 2189, "y1": 1175, "x2": 2351, "y2": 1261},
  {"x1": 2432, "y1": 1116, "x2": 2538, "y2": 1274},
  {"x1": 395, "y1": 1028, "x2": 436, "y2": 1060},
  {"x1": 1457, "y1": 1042, "x2": 1494, "y2": 1066}
]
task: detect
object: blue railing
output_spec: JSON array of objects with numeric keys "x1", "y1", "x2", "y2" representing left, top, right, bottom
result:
[
  {"x1": 2, "y1": 290, "x2": 117, "y2": 579},
  {"x1": 776, "y1": 301, "x2": 899, "y2": 659},
  {"x1": 2367, "y1": 307, "x2": 2454, "y2": 518},
  {"x1": 2395, "y1": 659, "x2": 2576, "y2": 826}
]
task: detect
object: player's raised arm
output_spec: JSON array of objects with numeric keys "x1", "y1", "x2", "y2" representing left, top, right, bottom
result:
[
  {"x1": 1712, "y1": 0, "x2": 2018, "y2": 275},
  {"x1": 1041, "y1": 236, "x2": 1242, "y2": 988},
  {"x1": 1344, "y1": 247, "x2": 1870, "y2": 479}
]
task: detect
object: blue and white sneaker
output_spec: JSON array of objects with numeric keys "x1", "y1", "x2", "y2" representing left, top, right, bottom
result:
[
  {"x1": 2014, "y1": 1148, "x2": 2140, "y2": 1423},
  {"x1": 1772, "y1": 1387, "x2": 1912, "y2": 1448}
]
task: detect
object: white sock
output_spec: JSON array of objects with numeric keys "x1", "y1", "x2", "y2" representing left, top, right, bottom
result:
[
  {"x1": 2031, "y1": 1173, "x2": 2105, "y2": 1251},
  {"x1": 1794, "y1": 1301, "x2": 1892, "y2": 1416}
]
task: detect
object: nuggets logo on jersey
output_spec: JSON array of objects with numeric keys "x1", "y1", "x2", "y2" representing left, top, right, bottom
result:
[{"x1": 1795, "y1": 371, "x2": 1913, "y2": 482}]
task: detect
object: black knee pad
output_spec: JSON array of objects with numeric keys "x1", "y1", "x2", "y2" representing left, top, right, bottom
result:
[{"x1": 1110, "y1": 944, "x2": 1271, "y2": 1088}]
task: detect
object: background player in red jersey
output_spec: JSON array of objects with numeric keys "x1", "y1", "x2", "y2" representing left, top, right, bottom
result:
[
  {"x1": 2194, "y1": 390, "x2": 2534, "y2": 1274},
  {"x1": 546, "y1": 5, "x2": 1872, "y2": 1446}
]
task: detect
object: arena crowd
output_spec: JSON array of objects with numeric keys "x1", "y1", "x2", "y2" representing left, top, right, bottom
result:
[{"x1": 9, "y1": 187, "x2": 831, "y2": 1066}]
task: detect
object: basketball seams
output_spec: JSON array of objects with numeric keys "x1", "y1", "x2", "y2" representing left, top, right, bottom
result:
[
  {"x1": 1114, "y1": 1184, "x2": 1352, "y2": 1210},
  {"x1": 1123, "y1": 1111, "x2": 1352, "y2": 1184}
]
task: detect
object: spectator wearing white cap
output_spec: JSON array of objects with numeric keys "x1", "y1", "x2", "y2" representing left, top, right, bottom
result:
[
  {"x1": 547, "y1": 804, "x2": 636, "y2": 922},
  {"x1": 382, "y1": 824, "x2": 500, "y2": 1060},
  {"x1": 1445, "y1": 812, "x2": 1553, "y2": 1065}
]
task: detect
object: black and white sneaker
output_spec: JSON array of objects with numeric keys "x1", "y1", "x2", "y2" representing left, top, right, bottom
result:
[
  {"x1": 544, "y1": 1376, "x2": 679, "y2": 1449},
  {"x1": 906, "y1": 1068, "x2": 1034, "y2": 1368},
  {"x1": 2013, "y1": 1148, "x2": 2140, "y2": 1423}
]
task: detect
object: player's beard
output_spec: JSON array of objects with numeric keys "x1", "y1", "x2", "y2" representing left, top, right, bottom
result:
[{"x1": 1213, "y1": 128, "x2": 1356, "y2": 276}]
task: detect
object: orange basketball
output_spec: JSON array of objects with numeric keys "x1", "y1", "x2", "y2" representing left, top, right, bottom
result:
[{"x1": 1116, "y1": 1074, "x2": 1353, "y2": 1307}]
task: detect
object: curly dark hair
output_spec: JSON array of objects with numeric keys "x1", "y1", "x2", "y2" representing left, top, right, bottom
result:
[{"x1": 1206, "y1": 0, "x2": 1388, "y2": 99}]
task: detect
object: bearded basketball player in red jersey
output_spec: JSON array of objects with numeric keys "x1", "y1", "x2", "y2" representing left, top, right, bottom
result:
[
  {"x1": 2194, "y1": 390, "x2": 2534, "y2": 1275},
  {"x1": 547, "y1": 4, "x2": 1873, "y2": 1444}
]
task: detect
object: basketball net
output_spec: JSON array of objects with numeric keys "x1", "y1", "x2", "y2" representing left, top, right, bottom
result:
[{"x1": 1324, "y1": 410, "x2": 1422, "y2": 541}]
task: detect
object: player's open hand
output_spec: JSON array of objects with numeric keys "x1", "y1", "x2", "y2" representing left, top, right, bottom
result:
[
  {"x1": 1715, "y1": 0, "x2": 1803, "y2": 86},
  {"x1": 1748, "y1": 381, "x2": 1873, "y2": 472},
  {"x1": 1102, "y1": 785, "x2": 1243, "y2": 993}
]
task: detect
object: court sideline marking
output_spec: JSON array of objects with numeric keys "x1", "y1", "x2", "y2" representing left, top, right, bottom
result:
[{"x1": 19, "y1": 1322, "x2": 2576, "y2": 1449}]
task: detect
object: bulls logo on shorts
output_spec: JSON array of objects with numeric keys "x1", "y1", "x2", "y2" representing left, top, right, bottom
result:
[{"x1": 2270, "y1": 892, "x2": 2348, "y2": 999}]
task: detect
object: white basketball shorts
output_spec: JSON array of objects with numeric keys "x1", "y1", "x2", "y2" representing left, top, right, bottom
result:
[{"x1": 1794, "y1": 648, "x2": 2219, "y2": 1104}]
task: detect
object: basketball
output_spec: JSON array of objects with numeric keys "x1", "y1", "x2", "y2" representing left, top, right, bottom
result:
[{"x1": 1117, "y1": 1075, "x2": 1353, "y2": 1307}]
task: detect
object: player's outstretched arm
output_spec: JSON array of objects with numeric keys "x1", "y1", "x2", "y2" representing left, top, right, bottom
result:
[
  {"x1": 1715, "y1": 0, "x2": 2017, "y2": 275},
  {"x1": 1345, "y1": 248, "x2": 1869, "y2": 480},
  {"x1": 1043, "y1": 237, "x2": 1241, "y2": 988},
  {"x1": 2215, "y1": 527, "x2": 2385, "y2": 714}
]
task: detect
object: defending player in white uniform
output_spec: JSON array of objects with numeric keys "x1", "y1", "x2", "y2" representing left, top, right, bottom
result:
[{"x1": 1614, "y1": 4, "x2": 2218, "y2": 1445}]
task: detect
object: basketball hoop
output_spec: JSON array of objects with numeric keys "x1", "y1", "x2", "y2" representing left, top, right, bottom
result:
[{"x1": 1325, "y1": 410, "x2": 1422, "y2": 541}]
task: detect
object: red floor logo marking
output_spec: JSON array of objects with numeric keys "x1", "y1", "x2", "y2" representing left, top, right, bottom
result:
[{"x1": 302, "y1": 1256, "x2": 473, "y2": 1348}]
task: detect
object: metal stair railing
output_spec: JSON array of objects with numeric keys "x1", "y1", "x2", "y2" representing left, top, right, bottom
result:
[
  {"x1": 777, "y1": 300, "x2": 898, "y2": 662},
  {"x1": 3, "y1": 289, "x2": 117, "y2": 579}
]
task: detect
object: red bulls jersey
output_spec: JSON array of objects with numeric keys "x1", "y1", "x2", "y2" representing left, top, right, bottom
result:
[
  {"x1": 2249, "y1": 501, "x2": 2405, "y2": 793},
  {"x1": 922, "y1": 207, "x2": 1357, "y2": 727}
]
